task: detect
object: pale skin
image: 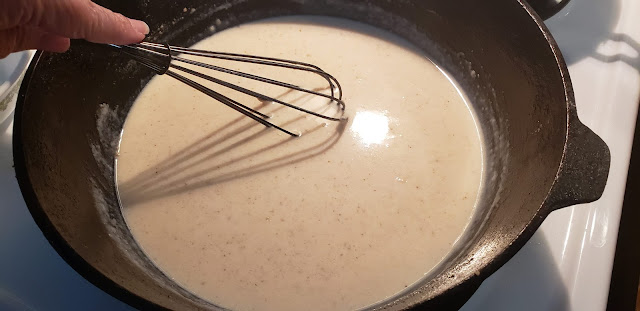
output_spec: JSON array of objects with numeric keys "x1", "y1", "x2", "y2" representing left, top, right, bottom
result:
[{"x1": 0, "y1": 0, "x2": 149, "y2": 58}]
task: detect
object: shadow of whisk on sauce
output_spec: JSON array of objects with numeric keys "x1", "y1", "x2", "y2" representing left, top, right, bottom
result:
[{"x1": 117, "y1": 90, "x2": 347, "y2": 206}]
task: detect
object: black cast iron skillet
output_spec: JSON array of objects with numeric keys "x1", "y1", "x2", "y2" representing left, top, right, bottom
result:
[{"x1": 12, "y1": 0, "x2": 610, "y2": 310}]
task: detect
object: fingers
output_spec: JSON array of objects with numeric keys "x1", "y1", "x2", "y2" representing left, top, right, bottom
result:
[
  {"x1": 21, "y1": 0, "x2": 149, "y2": 45},
  {"x1": 0, "y1": 26, "x2": 69, "y2": 58}
]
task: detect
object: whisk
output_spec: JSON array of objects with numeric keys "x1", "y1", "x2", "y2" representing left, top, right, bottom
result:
[{"x1": 109, "y1": 42, "x2": 346, "y2": 137}]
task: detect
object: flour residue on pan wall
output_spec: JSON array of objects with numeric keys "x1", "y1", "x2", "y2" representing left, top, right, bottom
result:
[
  {"x1": 91, "y1": 102, "x2": 217, "y2": 310},
  {"x1": 92, "y1": 102, "x2": 150, "y2": 274}
]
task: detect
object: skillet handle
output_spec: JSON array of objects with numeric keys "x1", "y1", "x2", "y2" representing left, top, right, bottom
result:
[
  {"x1": 524, "y1": 0, "x2": 571, "y2": 20},
  {"x1": 544, "y1": 118, "x2": 610, "y2": 210}
]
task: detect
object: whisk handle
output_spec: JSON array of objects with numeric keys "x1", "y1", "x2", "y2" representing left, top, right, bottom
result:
[{"x1": 110, "y1": 42, "x2": 172, "y2": 75}]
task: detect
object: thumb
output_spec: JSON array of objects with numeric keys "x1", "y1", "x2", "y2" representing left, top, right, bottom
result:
[
  {"x1": 0, "y1": 27, "x2": 70, "y2": 58},
  {"x1": 31, "y1": 0, "x2": 149, "y2": 45}
]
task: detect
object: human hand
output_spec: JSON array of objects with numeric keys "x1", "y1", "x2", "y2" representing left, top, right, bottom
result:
[{"x1": 0, "y1": 0, "x2": 149, "y2": 58}]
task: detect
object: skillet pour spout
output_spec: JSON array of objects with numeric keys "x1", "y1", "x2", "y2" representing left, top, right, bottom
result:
[{"x1": 13, "y1": 0, "x2": 610, "y2": 310}]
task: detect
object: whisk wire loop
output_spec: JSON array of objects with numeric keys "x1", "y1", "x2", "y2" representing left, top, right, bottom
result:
[{"x1": 110, "y1": 41, "x2": 345, "y2": 136}]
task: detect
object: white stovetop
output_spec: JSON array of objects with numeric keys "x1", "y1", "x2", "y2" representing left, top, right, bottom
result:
[{"x1": 1, "y1": 0, "x2": 638, "y2": 309}]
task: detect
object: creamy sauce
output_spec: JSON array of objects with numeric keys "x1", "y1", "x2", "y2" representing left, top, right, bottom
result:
[{"x1": 117, "y1": 16, "x2": 483, "y2": 311}]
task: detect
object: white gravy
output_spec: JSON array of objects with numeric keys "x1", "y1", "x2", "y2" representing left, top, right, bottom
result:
[{"x1": 117, "y1": 16, "x2": 483, "y2": 311}]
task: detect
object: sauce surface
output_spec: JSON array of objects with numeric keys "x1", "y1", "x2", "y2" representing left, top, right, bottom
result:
[{"x1": 117, "y1": 16, "x2": 483, "y2": 311}]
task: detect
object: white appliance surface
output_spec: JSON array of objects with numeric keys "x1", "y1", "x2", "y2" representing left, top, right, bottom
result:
[{"x1": 1, "y1": 0, "x2": 638, "y2": 309}]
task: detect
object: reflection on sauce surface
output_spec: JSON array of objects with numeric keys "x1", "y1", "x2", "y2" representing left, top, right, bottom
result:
[
  {"x1": 351, "y1": 111, "x2": 390, "y2": 146},
  {"x1": 117, "y1": 16, "x2": 484, "y2": 311}
]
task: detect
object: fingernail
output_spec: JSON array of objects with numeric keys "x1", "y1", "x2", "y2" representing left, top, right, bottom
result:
[{"x1": 130, "y1": 19, "x2": 150, "y2": 35}]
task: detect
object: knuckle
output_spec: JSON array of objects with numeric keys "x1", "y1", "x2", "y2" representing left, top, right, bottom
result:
[
  {"x1": 67, "y1": 0, "x2": 90, "y2": 38},
  {"x1": 83, "y1": 4, "x2": 106, "y2": 39}
]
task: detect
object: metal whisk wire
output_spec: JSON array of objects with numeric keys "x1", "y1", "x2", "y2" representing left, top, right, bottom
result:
[{"x1": 110, "y1": 42, "x2": 346, "y2": 137}]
